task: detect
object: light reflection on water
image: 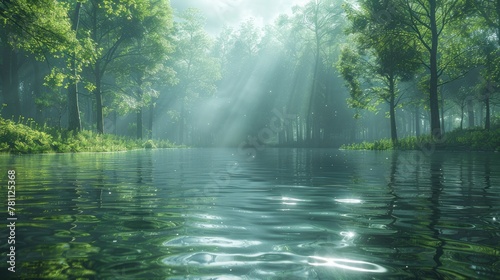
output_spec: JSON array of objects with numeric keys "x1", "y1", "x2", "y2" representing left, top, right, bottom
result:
[
  {"x1": 334, "y1": 198, "x2": 363, "y2": 204},
  {"x1": 0, "y1": 148, "x2": 499, "y2": 279},
  {"x1": 308, "y1": 256, "x2": 387, "y2": 273}
]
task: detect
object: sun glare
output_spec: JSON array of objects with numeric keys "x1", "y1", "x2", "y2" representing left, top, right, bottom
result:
[{"x1": 308, "y1": 256, "x2": 388, "y2": 273}]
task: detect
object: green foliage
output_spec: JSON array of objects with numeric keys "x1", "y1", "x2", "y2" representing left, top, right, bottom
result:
[
  {"x1": 338, "y1": 46, "x2": 368, "y2": 111},
  {"x1": 110, "y1": 0, "x2": 176, "y2": 115},
  {"x1": 442, "y1": 128, "x2": 500, "y2": 151},
  {"x1": 0, "y1": 0, "x2": 95, "y2": 87},
  {"x1": 340, "y1": 0, "x2": 423, "y2": 143},
  {"x1": 76, "y1": 0, "x2": 176, "y2": 134},
  {"x1": 0, "y1": 116, "x2": 179, "y2": 154},
  {"x1": 341, "y1": 128, "x2": 500, "y2": 151},
  {"x1": 341, "y1": 139, "x2": 393, "y2": 150},
  {"x1": 173, "y1": 8, "x2": 221, "y2": 97},
  {"x1": 0, "y1": 118, "x2": 52, "y2": 153},
  {"x1": 0, "y1": 0, "x2": 79, "y2": 57},
  {"x1": 143, "y1": 139, "x2": 156, "y2": 149}
]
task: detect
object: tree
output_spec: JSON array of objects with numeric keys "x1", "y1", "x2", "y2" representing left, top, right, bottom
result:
[
  {"x1": 340, "y1": 0, "x2": 421, "y2": 143},
  {"x1": 0, "y1": 0, "x2": 79, "y2": 120},
  {"x1": 291, "y1": 0, "x2": 344, "y2": 146},
  {"x1": 80, "y1": 0, "x2": 158, "y2": 134},
  {"x1": 471, "y1": 0, "x2": 500, "y2": 130},
  {"x1": 209, "y1": 19, "x2": 269, "y2": 146},
  {"x1": 112, "y1": 0, "x2": 175, "y2": 139},
  {"x1": 477, "y1": 41, "x2": 499, "y2": 130},
  {"x1": 472, "y1": 0, "x2": 500, "y2": 46},
  {"x1": 171, "y1": 8, "x2": 221, "y2": 144},
  {"x1": 395, "y1": 0, "x2": 471, "y2": 139},
  {"x1": 67, "y1": 2, "x2": 83, "y2": 131}
]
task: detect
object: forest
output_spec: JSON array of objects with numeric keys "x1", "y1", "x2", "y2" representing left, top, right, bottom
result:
[{"x1": 1, "y1": 0, "x2": 499, "y2": 150}]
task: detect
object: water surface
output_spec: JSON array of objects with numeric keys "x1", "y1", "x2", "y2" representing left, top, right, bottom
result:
[{"x1": 1, "y1": 148, "x2": 499, "y2": 279}]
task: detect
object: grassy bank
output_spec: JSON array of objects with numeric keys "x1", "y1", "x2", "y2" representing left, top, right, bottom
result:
[
  {"x1": 0, "y1": 117, "x2": 179, "y2": 154},
  {"x1": 340, "y1": 128, "x2": 500, "y2": 152}
]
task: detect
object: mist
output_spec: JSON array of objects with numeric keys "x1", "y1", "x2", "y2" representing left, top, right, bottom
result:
[{"x1": 1, "y1": 0, "x2": 499, "y2": 147}]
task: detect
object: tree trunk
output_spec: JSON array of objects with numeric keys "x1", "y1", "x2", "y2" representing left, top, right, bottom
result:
[
  {"x1": 33, "y1": 61, "x2": 44, "y2": 122},
  {"x1": 415, "y1": 107, "x2": 421, "y2": 137},
  {"x1": 1, "y1": 43, "x2": 20, "y2": 120},
  {"x1": 485, "y1": 93, "x2": 490, "y2": 130},
  {"x1": 467, "y1": 99, "x2": 475, "y2": 128},
  {"x1": 113, "y1": 111, "x2": 117, "y2": 134},
  {"x1": 179, "y1": 101, "x2": 185, "y2": 144},
  {"x1": 288, "y1": 120, "x2": 294, "y2": 144},
  {"x1": 148, "y1": 101, "x2": 154, "y2": 139},
  {"x1": 136, "y1": 108, "x2": 143, "y2": 139},
  {"x1": 389, "y1": 77, "x2": 398, "y2": 143},
  {"x1": 136, "y1": 85, "x2": 143, "y2": 139},
  {"x1": 308, "y1": 9, "x2": 322, "y2": 147},
  {"x1": 68, "y1": 77, "x2": 81, "y2": 131},
  {"x1": 296, "y1": 117, "x2": 301, "y2": 145},
  {"x1": 440, "y1": 89, "x2": 445, "y2": 135},
  {"x1": 68, "y1": 2, "x2": 82, "y2": 131},
  {"x1": 497, "y1": 0, "x2": 500, "y2": 46},
  {"x1": 479, "y1": 103, "x2": 484, "y2": 127},
  {"x1": 87, "y1": 94, "x2": 93, "y2": 129},
  {"x1": 460, "y1": 105, "x2": 464, "y2": 130},
  {"x1": 95, "y1": 80, "x2": 104, "y2": 134},
  {"x1": 429, "y1": 0, "x2": 441, "y2": 139}
]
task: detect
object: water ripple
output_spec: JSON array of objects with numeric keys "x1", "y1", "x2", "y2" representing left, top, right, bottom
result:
[{"x1": 1, "y1": 149, "x2": 499, "y2": 279}]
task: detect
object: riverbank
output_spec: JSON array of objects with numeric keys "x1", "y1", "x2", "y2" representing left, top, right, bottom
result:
[
  {"x1": 0, "y1": 117, "x2": 179, "y2": 154},
  {"x1": 340, "y1": 128, "x2": 500, "y2": 151}
]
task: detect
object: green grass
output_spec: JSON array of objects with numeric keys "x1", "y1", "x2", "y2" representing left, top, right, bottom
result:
[
  {"x1": 341, "y1": 128, "x2": 500, "y2": 152},
  {"x1": 0, "y1": 117, "x2": 180, "y2": 154}
]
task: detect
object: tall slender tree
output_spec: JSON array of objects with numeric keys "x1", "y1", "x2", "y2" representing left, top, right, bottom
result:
[
  {"x1": 293, "y1": 0, "x2": 343, "y2": 145},
  {"x1": 67, "y1": 2, "x2": 83, "y2": 131},
  {"x1": 340, "y1": 0, "x2": 421, "y2": 143},
  {"x1": 395, "y1": 0, "x2": 471, "y2": 139}
]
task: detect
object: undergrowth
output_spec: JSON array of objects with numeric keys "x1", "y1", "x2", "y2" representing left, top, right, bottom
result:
[
  {"x1": 341, "y1": 128, "x2": 500, "y2": 151},
  {"x1": 0, "y1": 117, "x2": 180, "y2": 154}
]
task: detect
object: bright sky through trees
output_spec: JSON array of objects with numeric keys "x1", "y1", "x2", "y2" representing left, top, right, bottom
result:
[{"x1": 170, "y1": 0, "x2": 310, "y2": 34}]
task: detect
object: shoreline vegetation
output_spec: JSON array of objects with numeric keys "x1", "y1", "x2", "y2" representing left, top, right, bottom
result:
[
  {"x1": 1, "y1": 116, "x2": 499, "y2": 154},
  {"x1": 341, "y1": 128, "x2": 500, "y2": 152},
  {"x1": 0, "y1": 117, "x2": 180, "y2": 154}
]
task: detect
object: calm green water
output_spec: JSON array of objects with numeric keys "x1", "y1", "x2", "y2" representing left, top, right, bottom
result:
[{"x1": 1, "y1": 148, "x2": 499, "y2": 279}]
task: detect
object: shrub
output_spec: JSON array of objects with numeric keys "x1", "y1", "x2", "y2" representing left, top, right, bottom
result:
[
  {"x1": 341, "y1": 128, "x2": 500, "y2": 151},
  {"x1": 0, "y1": 116, "x2": 180, "y2": 154},
  {"x1": 143, "y1": 140, "x2": 157, "y2": 149}
]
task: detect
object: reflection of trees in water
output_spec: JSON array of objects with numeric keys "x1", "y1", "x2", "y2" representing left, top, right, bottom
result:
[
  {"x1": 429, "y1": 156, "x2": 445, "y2": 271},
  {"x1": 483, "y1": 154, "x2": 491, "y2": 190},
  {"x1": 386, "y1": 152, "x2": 444, "y2": 277},
  {"x1": 280, "y1": 148, "x2": 312, "y2": 186},
  {"x1": 274, "y1": 148, "x2": 334, "y2": 186},
  {"x1": 10, "y1": 154, "x2": 105, "y2": 277},
  {"x1": 415, "y1": 152, "x2": 497, "y2": 278},
  {"x1": 387, "y1": 151, "x2": 400, "y2": 228}
]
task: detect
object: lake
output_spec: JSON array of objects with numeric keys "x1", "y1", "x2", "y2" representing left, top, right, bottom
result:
[{"x1": 1, "y1": 148, "x2": 499, "y2": 279}]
